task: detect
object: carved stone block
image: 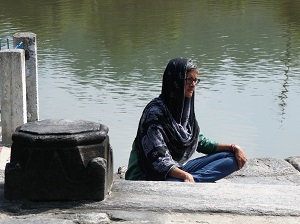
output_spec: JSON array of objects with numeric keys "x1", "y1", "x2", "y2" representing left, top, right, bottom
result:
[{"x1": 4, "y1": 119, "x2": 113, "y2": 201}]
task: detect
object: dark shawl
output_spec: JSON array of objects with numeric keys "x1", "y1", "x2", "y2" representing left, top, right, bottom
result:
[{"x1": 134, "y1": 58, "x2": 200, "y2": 180}]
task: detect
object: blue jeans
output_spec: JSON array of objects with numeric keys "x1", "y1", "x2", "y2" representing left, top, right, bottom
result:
[{"x1": 166, "y1": 152, "x2": 238, "y2": 182}]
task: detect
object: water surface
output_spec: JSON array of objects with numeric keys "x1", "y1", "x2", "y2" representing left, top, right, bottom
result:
[{"x1": 1, "y1": 0, "x2": 300, "y2": 168}]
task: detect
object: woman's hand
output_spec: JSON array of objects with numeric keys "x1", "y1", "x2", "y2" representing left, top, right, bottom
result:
[
  {"x1": 183, "y1": 172, "x2": 195, "y2": 182},
  {"x1": 169, "y1": 167, "x2": 195, "y2": 182},
  {"x1": 217, "y1": 143, "x2": 247, "y2": 170},
  {"x1": 233, "y1": 145, "x2": 247, "y2": 170}
]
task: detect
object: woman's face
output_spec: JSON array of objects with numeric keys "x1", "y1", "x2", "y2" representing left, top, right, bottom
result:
[{"x1": 185, "y1": 69, "x2": 199, "y2": 98}]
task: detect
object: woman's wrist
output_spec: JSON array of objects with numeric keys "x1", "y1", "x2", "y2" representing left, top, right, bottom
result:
[{"x1": 169, "y1": 167, "x2": 187, "y2": 179}]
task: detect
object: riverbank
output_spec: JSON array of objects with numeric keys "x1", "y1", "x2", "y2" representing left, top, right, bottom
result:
[{"x1": 0, "y1": 144, "x2": 300, "y2": 223}]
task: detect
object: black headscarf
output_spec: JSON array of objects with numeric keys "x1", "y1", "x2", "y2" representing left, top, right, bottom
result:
[
  {"x1": 161, "y1": 57, "x2": 198, "y2": 123},
  {"x1": 134, "y1": 58, "x2": 200, "y2": 180}
]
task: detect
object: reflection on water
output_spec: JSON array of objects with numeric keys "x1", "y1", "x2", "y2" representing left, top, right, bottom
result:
[
  {"x1": 1, "y1": 0, "x2": 300, "y2": 168},
  {"x1": 278, "y1": 24, "x2": 292, "y2": 124}
]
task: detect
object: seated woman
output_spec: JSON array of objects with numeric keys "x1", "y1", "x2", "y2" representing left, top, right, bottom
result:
[{"x1": 125, "y1": 58, "x2": 247, "y2": 182}]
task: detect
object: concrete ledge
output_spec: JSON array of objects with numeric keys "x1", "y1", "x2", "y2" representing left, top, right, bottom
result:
[
  {"x1": 286, "y1": 156, "x2": 300, "y2": 171},
  {"x1": 0, "y1": 156, "x2": 300, "y2": 223},
  {"x1": 0, "y1": 179, "x2": 300, "y2": 223},
  {"x1": 225, "y1": 157, "x2": 300, "y2": 185}
]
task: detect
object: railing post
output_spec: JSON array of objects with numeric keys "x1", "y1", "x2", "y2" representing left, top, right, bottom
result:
[
  {"x1": 0, "y1": 49, "x2": 27, "y2": 144},
  {"x1": 13, "y1": 32, "x2": 39, "y2": 122}
]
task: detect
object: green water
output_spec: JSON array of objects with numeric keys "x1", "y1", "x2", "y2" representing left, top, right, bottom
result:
[{"x1": 1, "y1": 0, "x2": 300, "y2": 168}]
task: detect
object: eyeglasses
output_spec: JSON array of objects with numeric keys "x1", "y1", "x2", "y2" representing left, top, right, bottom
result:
[{"x1": 185, "y1": 77, "x2": 200, "y2": 85}]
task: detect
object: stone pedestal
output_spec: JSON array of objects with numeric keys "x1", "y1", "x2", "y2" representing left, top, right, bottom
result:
[{"x1": 4, "y1": 119, "x2": 113, "y2": 201}]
